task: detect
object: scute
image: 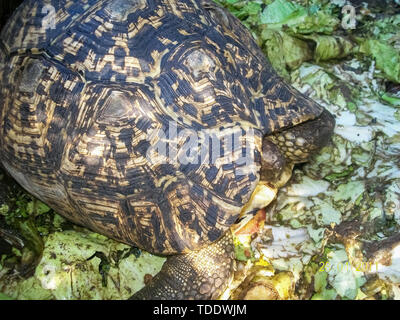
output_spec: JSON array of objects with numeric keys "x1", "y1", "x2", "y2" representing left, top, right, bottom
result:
[
  {"x1": 19, "y1": 59, "x2": 46, "y2": 93},
  {"x1": 98, "y1": 91, "x2": 137, "y2": 122},
  {"x1": 184, "y1": 49, "x2": 216, "y2": 77},
  {"x1": 105, "y1": 0, "x2": 148, "y2": 21}
]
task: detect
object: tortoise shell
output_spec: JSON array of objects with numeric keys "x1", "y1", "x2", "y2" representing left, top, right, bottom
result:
[{"x1": 0, "y1": 0, "x2": 323, "y2": 255}]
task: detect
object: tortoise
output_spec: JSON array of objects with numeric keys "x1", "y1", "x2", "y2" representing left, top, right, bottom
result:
[{"x1": 0, "y1": 0, "x2": 335, "y2": 299}]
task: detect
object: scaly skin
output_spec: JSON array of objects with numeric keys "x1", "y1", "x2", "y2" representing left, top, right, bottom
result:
[
  {"x1": 131, "y1": 232, "x2": 235, "y2": 300},
  {"x1": 261, "y1": 109, "x2": 335, "y2": 182}
]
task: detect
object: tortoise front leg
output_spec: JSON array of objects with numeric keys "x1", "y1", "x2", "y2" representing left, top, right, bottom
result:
[{"x1": 130, "y1": 232, "x2": 235, "y2": 300}]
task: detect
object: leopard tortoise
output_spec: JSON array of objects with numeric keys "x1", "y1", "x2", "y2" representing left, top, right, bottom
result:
[{"x1": 0, "y1": 0, "x2": 335, "y2": 299}]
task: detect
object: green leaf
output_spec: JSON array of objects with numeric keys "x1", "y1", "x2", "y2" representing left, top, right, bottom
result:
[
  {"x1": 326, "y1": 249, "x2": 366, "y2": 300},
  {"x1": 312, "y1": 198, "x2": 342, "y2": 226},
  {"x1": 27, "y1": 200, "x2": 51, "y2": 216},
  {"x1": 314, "y1": 270, "x2": 328, "y2": 292},
  {"x1": 311, "y1": 288, "x2": 337, "y2": 300},
  {"x1": 333, "y1": 181, "x2": 365, "y2": 203},
  {"x1": 260, "y1": 0, "x2": 305, "y2": 24},
  {"x1": 234, "y1": 243, "x2": 254, "y2": 261},
  {"x1": 325, "y1": 166, "x2": 354, "y2": 182},
  {"x1": 359, "y1": 39, "x2": 400, "y2": 83},
  {"x1": 244, "y1": 2, "x2": 261, "y2": 16},
  {"x1": 260, "y1": 1, "x2": 339, "y2": 35},
  {"x1": 0, "y1": 292, "x2": 13, "y2": 300},
  {"x1": 347, "y1": 102, "x2": 357, "y2": 112},
  {"x1": 395, "y1": 109, "x2": 400, "y2": 121},
  {"x1": 36, "y1": 202, "x2": 51, "y2": 215},
  {"x1": 0, "y1": 204, "x2": 9, "y2": 215},
  {"x1": 381, "y1": 93, "x2": 400, "y2": 107}
]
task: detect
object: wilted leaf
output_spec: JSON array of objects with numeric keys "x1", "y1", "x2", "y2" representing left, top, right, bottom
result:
[
  {"x1": 262, "y1": 30, "x2": 312, "y2": 76},
  {"x1": 300, "y1": 35, "x2": 356, "y2": 62}
]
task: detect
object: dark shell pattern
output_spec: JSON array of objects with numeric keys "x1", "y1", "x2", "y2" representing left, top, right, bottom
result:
[{"x1": 0, "y1": 0, "x2": 322, "y2": 254}]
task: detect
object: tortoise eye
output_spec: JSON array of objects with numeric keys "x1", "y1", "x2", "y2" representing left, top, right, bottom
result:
[{"x1": 98, "y1": 91, "x2": 133, "y2": 123}]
